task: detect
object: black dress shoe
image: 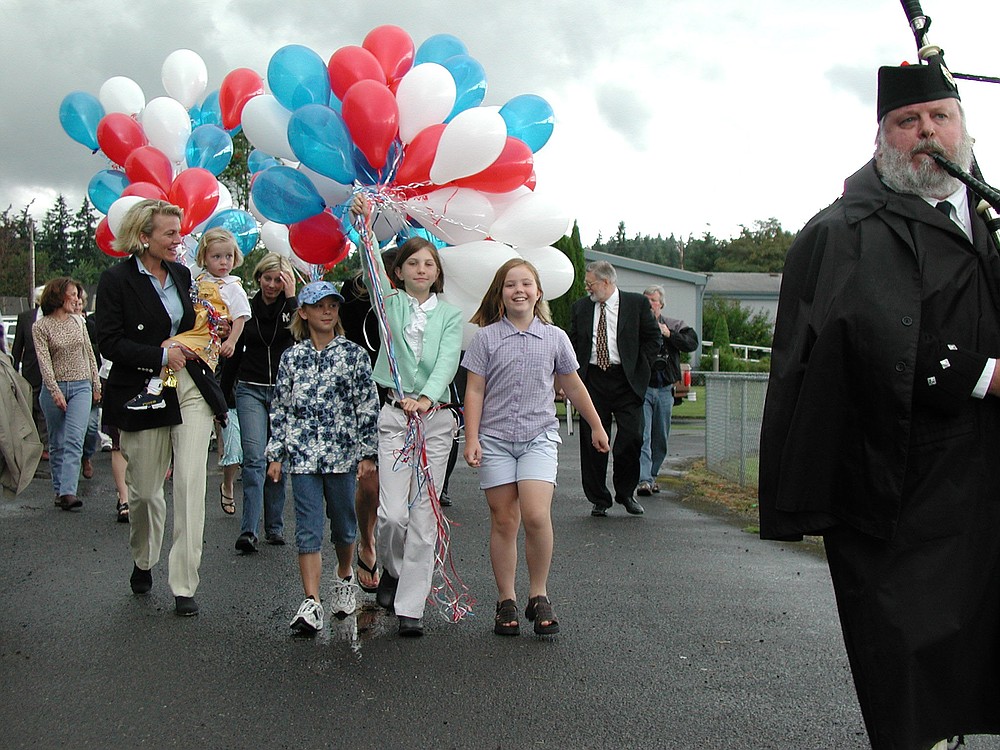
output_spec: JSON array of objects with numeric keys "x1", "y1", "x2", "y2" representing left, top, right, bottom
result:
[
  {"x1": 618, "y1": 496, "x2": 644, "y2": 515},
  {"x1": 130, "y1": 564, "x2": 152, "y2": 595},
  {"x1": 438, "y1": 491, "x2": 452, "y2": 507},
  {"x1": 376, "y1": 570, "x2": 398, "y2": 610},
  {"x1": 174, "y1": 596, "x2": 199, "y2": 617},
  {"x1": 235, "y1": 531, "x2": 258, "y2": 554},
  {"x1": 398, "y1": 615, "x2": 423, "y2": 637},
  {"x1": 590, "y1": 505, "x2": 608, "y2": 517}
]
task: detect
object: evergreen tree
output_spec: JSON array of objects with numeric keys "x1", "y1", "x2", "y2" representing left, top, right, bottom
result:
[
  {"x1": 219, "y1": 131, "x2": 252, "y2": 210},
  {"x1": 550, "y1": 221, "x2": 586, "y2": 332},
  {"x1": 37, "y1": 194, "x2": 73, "y2": 277},
  {"x1": 715, "y1": 218, "x2": 794, "y2": 272},
  {"x1": 0, "y1": 206, "x2": 35, "y2": 298}
]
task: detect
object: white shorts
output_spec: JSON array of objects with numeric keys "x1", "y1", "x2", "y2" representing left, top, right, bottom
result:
[{"x1": 478, "y1": 431, "x2": 560, "y2": 489}]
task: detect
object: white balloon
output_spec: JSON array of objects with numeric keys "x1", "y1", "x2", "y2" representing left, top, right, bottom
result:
[
  {"x1": 485, "y1": 185, "x2": 532, "y2": 217},
  {"x1": 298, "y1": 164, "x2": 353, "y2": 207},
  {"x1": 241, "y1": 95, "x2": 295, "y2": 161},
  {"x1": 516, "y1": 245, "x2": 575, "y2": 299},
  {"x1": 141, "y1": 96, "x2": 192, "y2": 164},
  {"x1": 395, "y1": 63, "x2": 456, "y2": 144},
  {"x1": 490, "y1": 191, "x2": 571, "y2": 248},
  {"x1": 99, "y1": 76, "x2": 145, "y2": 116},
  {"x1": 261, "y1": 221, "x2": 293, "y2": 258},
  {"x1": 107, "y1": 196, "x2": 146, "y2": 236},
  {"x1": 429, "y1": 107, "x2": 507, "y2": 184},
  {"x1": 438, "y1": 240, "x2": 520, "y2": 304},
  {"x1": 372, "y1": 204, "x2": 409, "y2": 242},
  {"x1": 248, "y1": 193, "x2": 267, "y2": 223},
  {"x1": 403, "y1": 187, "x2": 494, "y2": 245},
  {"x1": 161, "y1": 49, "x2": 208, "y2": 110}
]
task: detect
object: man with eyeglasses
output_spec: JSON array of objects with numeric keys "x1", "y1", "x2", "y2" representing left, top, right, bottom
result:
[{"x1": 569, "y1": 261, "x2": 661, "y2": 517}]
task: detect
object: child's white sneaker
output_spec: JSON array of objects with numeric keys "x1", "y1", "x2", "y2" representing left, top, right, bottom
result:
[{"x1": 290, "y1": 597, "x2": 324, "y2": 633}]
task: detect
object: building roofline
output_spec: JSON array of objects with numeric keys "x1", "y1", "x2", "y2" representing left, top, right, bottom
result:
[{"x1": 583, "y1": 250, "x2": 708, "y2": 287}]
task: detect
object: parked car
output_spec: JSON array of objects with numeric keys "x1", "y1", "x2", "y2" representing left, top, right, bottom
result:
[{"x1": 2, "y1": 316, "x2": 17, "y2": 354}]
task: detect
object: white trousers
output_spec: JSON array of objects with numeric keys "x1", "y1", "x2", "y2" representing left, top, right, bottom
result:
[
  {"x1": 120, "y1": 369, "x2": 215, "y2": 598},
  {"x1": 375, "y1": 405, "x2": 456, "y2": 619}
]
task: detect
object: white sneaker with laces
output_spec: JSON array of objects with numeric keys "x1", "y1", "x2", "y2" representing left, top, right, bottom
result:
[
  {"x1": 290, "y1": 597, "x2": 324, "y2": 633},
  {"x1": 331, "y1": 577, "x2": 357, "y2": 618}
]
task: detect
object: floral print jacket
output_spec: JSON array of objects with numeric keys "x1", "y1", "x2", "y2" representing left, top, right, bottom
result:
[{"x1": 265, "y1": 337, "x2": 378, "y2": 474}]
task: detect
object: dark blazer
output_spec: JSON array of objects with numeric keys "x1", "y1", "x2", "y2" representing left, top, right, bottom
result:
[
  {"x1": 11, "y1": 308, "x2": 41, "y2": 388},
  {"x1": 96, "y1": 255, "x2": 227, "y2": 431},
  {"x1": 569, "y1": 289, "x2": 662, "y2": 398}
]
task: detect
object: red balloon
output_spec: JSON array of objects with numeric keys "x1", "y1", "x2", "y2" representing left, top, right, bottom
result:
[
  {"x1": 168, "y1": 168, "x2": 220, "y2": 235},
  {"x1": 121, "y1": 181, "x2": 168, "y2": 201},
  {"x1": 341, "y1": 79, "x2": 399, "y2": 170},
  {"x1": 394, "y1": 123, "x2": 445, "y2": 195},
  {"x1": 97, "y1": 113, "x2": 148, "y2": 167},
  {"x1": 455, "y1": 137, "x2": 534, "y2": 193},
  {"x1": 219, "y1": 68, "x2": 265, "y2": 130},
  {"x1": 525, "y1": 170, "x2": 537, "y2": 191},
  {"x1": 96, "y1": 217, "x2": 128, "y2": 258},
  {"x1": 362, "y1": 25, "x2": 415, "y2": 85},
  {"x1": 288, "y1": 210, "x2": 349, "y2": 266},
  {"x1": 327, "y1": 46, "x2": 385, "y2": 101},
  {"x1": 125, "y1": 146, "x2": 173, "y2": 193}
]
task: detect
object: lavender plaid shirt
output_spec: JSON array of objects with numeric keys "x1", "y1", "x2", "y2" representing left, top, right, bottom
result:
[{"x1": 462, "y1": 316, "x2": 579, "y2": 442}]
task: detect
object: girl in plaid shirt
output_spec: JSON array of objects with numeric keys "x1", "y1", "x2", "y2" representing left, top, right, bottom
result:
[{"x1": 463, "y1": 259, "x2": 609, "y2": 637}]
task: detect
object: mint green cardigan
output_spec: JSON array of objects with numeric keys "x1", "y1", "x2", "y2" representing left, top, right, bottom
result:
[{"x1": 362, "y1": 250, "x2": 463, "y2": 404}]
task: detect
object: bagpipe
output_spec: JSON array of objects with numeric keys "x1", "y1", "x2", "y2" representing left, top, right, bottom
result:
[{"x1": 898, "y1": 0, "x2": 1000, "y2": 249}]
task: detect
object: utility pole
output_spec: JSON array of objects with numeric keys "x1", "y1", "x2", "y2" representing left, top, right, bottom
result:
[{"x1": 21, "y1": 199, "x2": 35, "y2": 305}]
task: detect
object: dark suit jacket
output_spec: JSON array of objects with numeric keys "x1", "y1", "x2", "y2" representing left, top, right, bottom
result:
[
  {"x1": 96, "y1": 255, "x2": 226, "y2": 431},
  {"x1": 11, "y1": 308, "x2": 41, "y2": 388},
  {"x1": 569, "y1": 289, "x2": 662, "y2": 399}
]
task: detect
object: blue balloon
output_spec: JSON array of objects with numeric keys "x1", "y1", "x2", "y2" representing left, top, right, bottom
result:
[
  {"x1": 328, "y1": 91, "x2": 342, "y2": 115},
  {"x1": 268, "y1": 44, "x2": 331, "y2": 111},
  {"x1": 251, "y1": 165, "x2": 325, "y2": 225},
  {"x1": 204, "y1": 209, "x2": 260, "y2": 256},
  {"x1": 287, "y1": 104, "x2": 357, "y2": 185},
  {"x1": 499, "y1": 94, "x2": 555, "y2": 153},
  {"x1": 247, "y1": 149, "x2": 281, "y2": 174},
  {"x1": 396, "y1": 225, "x2": 446, "y2": 249},
  {"x1": 186, "y1": 125, "x2": 234, "y2": 175},
  {"x1": 200, "y1": 90, "x2": 223, "y2": 128},
  {"x1": 414, "y1": 34, "x2": 468, "y2": 66},
  {"x1": 188, "y1": 103, "x2": 203, "y2": 129},
  {"x1": 59, "y1": 91, "x2": 104, "y2": 151},
  {"x1": 199, "y1": 91, "x2": 242, "y2": 137},
  {"x1": 87, "y1": 170, "x2": 128, "y2": 214},
  {"x1": 441, "y1": 55, "x2": 487, "y2": 120},
  {"x1": 353, "y1": 140, "x2": 401, "y2": 186}
]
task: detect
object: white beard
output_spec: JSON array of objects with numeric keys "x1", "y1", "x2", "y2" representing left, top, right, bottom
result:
[{"x1": 875, "y1": 126, "x2": 974, "y2": 200}]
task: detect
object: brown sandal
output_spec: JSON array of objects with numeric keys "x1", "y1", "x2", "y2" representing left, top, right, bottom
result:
[
  {"x1": 494, "y1": 599, "x2": 520, "y2": 636},
  {"x1": 525, "y1": 595, "x2": 560, "y2": 635}
]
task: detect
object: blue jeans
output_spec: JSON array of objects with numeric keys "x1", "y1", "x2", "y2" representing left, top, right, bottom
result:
[
  {"x1": 83, "y1": 405, "x2": 99, "y2": 460},
  {"x1": 40, "y1": 380, "x2": 93, "y2": 497},
  {"x1": 235, "y1": 382, "x2": 285, "y2": 538},
  {"x1": 291, "y1": 472, "x2": 358, "y2": 554},
  {"x1": 639, "y1": 385, "x2": 674, "y2": 485}
]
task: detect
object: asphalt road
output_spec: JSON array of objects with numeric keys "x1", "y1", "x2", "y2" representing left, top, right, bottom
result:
[{"x1": 2, "y1": 422, "x2": 990, "y2": 748}]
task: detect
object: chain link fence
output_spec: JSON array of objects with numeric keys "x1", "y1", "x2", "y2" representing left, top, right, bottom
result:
[{"x1": 702, "y1": 372, "x2": 768, "y2": 488}]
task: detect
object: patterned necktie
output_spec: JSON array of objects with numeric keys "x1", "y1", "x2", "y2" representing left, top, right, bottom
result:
[{"x1": 595, "y1": 302, "x2": 610, "y2": 370}]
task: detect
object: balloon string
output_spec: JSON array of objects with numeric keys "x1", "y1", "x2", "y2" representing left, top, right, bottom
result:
[{"x1": 352, "y1": 198, "x2": 473, "y2": 623}]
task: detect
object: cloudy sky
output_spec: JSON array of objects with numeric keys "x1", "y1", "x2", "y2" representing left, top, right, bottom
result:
[{"x1": 2, "y1": 0, "x2": 998, "y2": 244}]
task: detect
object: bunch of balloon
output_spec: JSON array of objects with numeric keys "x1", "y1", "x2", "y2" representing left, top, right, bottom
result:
[
  {"x1": 225, "y1": 26, "x2": 570, "y2": 324},
  {"x1": 59, "y1": 48, "x2": 258, "y2": 261}
]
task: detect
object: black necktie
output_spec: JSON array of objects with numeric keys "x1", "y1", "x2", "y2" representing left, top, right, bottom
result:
[
  {"x1": 935, "y1": 201, "x2": 952, "y2": 219},
  {"x1": 595, "y1": 302, "x2": 610, "y2": 370}
]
